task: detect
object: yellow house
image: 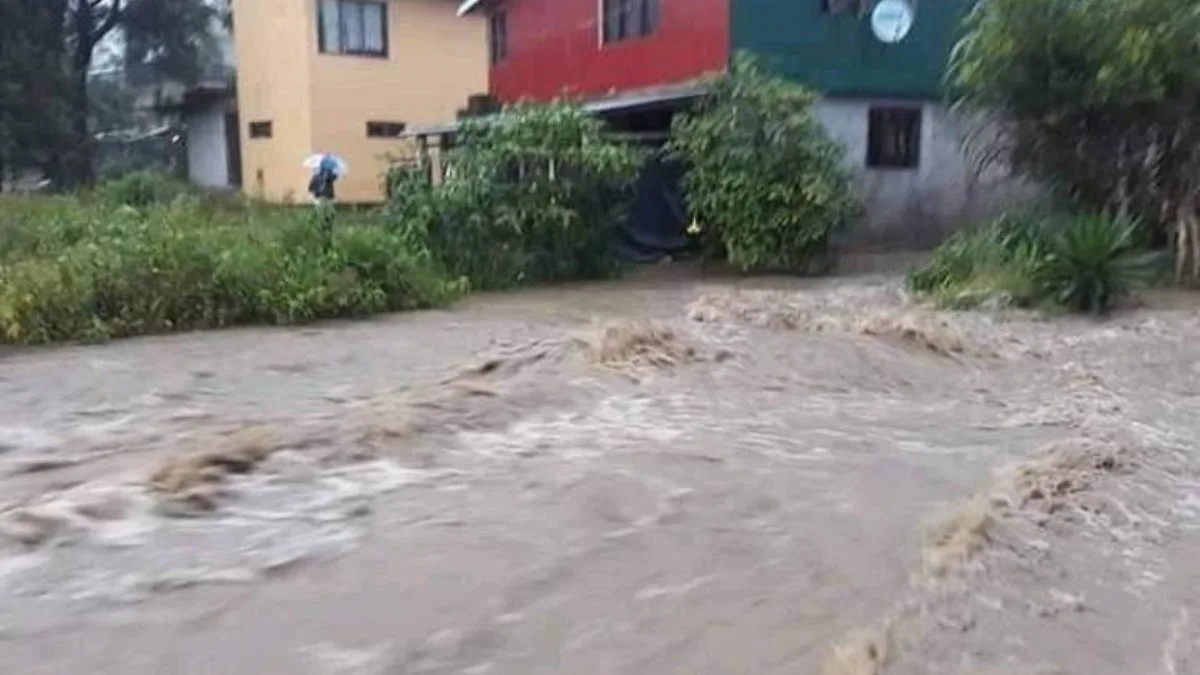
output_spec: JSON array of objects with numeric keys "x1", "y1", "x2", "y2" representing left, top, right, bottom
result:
[{"x1": 233, "y1": 0, "x2": 487, "y2": 203}]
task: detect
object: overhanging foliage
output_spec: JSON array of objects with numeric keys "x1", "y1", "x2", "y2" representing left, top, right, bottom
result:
[{"x1": 950, "y1": 0, "x2": 1200, "y2": 283}]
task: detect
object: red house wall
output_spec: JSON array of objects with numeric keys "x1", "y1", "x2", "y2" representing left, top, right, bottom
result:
[{"x1": 488, "y1": 0, "x2": 730, "y2": 103}]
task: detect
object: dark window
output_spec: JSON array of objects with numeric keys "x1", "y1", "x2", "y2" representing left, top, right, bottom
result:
[
  {"x1": 366, "y1": 121, "x2": 407, "y2": 138},
  {"x1": 248, "y1": 121, "x2": 273, "y2": 139},
  {"x1": 489, "y1": 10, "x2": 508, "y2": 65},
  {"x1": 866, "y1": 107, "x2": 922, "y2": 168},
  {"x1": 319, "y1": 0, "x2": 388, "y2": 57},
  {"x1": 225, "y1": 111, "x2": 243, "y2": 186},
  {"x1": 602, "y1": 0, "x2": 659, "y2": 44}
]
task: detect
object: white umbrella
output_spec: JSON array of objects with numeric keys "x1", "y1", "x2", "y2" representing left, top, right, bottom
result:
[{"x1": 302, "y1": 153, "x2": 349, "y2": 177}]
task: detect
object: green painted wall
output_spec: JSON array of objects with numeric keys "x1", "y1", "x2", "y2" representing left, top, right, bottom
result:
[{"x1": 730, "y1": 0, "x2": 970, "y2": 99}]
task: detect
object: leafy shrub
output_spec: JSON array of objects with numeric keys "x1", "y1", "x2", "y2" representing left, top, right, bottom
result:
[
  {"x1": 386, "y1": 102, "x2": 641, "y2": 290},
  {"x1": 0, "y1": 195, "x2": 108, "y2": 263},
  {"x1": 949, "y1": 0, "x2": 1200, "y2": 284},
  {"x1": 667, "y1": 53, "x2": 860, "y2": 272},
  {"x1": 97, "y1": 170, "x2": 191, "y2": 208},
  {"x1": 906, "y1": 208, "x2": 1051, "y2": 300},
  {"x1": 0, "y1": 198, "x2": 460, "y2": 344},
  {"x1": 907, "y1": 210, "x2": 1162, "y2": 313},
  {"x1": 1038, "y1": 214, "x2": 1164, "y2": 314}
]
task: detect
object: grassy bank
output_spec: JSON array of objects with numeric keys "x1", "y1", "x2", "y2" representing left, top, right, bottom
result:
[{"x1": 0, "y1": 192, "x2": 462, "y2": 345}]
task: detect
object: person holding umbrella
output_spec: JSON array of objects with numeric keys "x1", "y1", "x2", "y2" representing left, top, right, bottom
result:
[{"x1": 303, "y1": 153, "x2": 348, "y2": 249}]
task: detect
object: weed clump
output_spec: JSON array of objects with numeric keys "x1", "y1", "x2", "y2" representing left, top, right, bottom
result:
[
  {"x1": 0, "y1": 196, "x2": 461, "y2": 344},
  {"x1": 907, "y1": 210, "x2": 1164, "y2": 314}
]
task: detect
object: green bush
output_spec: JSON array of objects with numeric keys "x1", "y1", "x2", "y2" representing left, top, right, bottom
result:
[
  {"x1": 0, "y1": 195, "x2": 109, "y2": 263},
  {"x1": 949, "y1": 0, "x2": 1200, "y2": 284},
  {"x1": 667, "y1": 54, "x2": 860, "y2": 272},
  {"x1": 97, "y1": 170, "x2": 192, "y2": 208},
  {"x1": 905, "y1": 208, "x2": 1050, "y2": 300},
  {"x1": 907, "y1": 210, "x2": 1163, "y2": 313},
  {"x1": 385, "y1": 101, "x2": 641, "y2": 290},
  {"x1": 0, "y1": 198, "x2": 461, "y2": 344},
  {"x1": 1038, "y1": 214, "x2": 1164, "y2": 314}
]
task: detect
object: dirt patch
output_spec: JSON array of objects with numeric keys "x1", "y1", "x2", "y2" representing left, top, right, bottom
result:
[{"x1": 148, "y1": 426, "x2": 278, "y2": 514}]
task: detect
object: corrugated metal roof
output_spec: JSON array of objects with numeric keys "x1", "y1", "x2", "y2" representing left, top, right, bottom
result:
[
  {"x1": 402, "y1": 81, "x2": 710, "y2": 139},
  {"x1": 582, "y1": 81, "x2": 710, "y2": 113}
]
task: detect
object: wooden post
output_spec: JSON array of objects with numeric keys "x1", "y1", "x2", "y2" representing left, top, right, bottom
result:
[
  {"x1": 434, "y1": 133, "x2": 452, "y2": 184},
  {"x1": 415, "y1": 134, "x2": 431, "y2": 183}
]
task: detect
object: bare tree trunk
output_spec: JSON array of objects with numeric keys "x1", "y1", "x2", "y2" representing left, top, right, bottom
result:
[
  {"x1": 1191, "y1": 202, "x2": 1200, "y2": 284},
  {"x1": 61, "y1": 0, "x2": 123, "y2": 189},
  {"x1": 1175, "y1": 218, "x2": 1186, "y2": 285},
  {"x1": 67, "y1": 64, "x2": 95, "y2": 188},
  {"x1": 1174, "y1": 194, "x2": 1200, "y2": 286}
]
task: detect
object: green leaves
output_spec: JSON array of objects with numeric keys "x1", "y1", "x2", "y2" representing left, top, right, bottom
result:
[
  {"x1": 667, "y1": 54, "x2": 860, "y2": 272},
  {"x1": 1037, "y1": 213, "x2": 1165, "y2": 313},
  {"x1": 949, "y1": 0, "x2": 1200, "y2": 278},
  {"x1": 0, "y1": 0, "x2": 73, "y2": 182},
  {"x1": 906, "y1": 209, "x2": 1163, "y2": 314},
  {"x1": 97, "y1": 171, "x2": 191, "y2": 208},
  {"x1": 121, "y1": 0, "x2": 224, "y2": 86},
  {"x1": 385, "y1": 101, "x2": 641, "y2": 290},
  {"x1": 0, "y1": 194, "x2": 460, "y2": 345}
]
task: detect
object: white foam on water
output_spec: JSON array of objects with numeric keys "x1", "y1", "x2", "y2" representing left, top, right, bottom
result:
[
  {"x1": 0, "y1": 425, "x2": 60, "y2": 454},
  {"x1": 300, "y1": 642, "x2": 392, "y2": 675},
  {"x1": 455, "y1": 393, "x2": 685, "y2": 463},
  {"x1": 0, "y1": 457, "x2": 449, "y2": 612}
]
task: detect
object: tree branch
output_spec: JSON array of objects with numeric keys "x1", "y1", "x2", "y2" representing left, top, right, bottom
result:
[{"x1": 92, "y1": 0, "x2": 122, "y2": 43}]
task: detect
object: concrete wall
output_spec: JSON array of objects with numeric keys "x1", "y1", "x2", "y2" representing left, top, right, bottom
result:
[
  {"x1": 234, "y1": 0, "x2": 315, "y2": 202},
  {"x1": 309, "y1": 0, "x2": 488, "y2": 202},
  {"x1": 815, "y1": 98, "x2": 1030, "y2": 249},
  {"x1": 234, "y1": 0, "x2": 487, "y2": 204},
  {"x1": 185, "y1": 101, "x2": 232, "y2": 188}
]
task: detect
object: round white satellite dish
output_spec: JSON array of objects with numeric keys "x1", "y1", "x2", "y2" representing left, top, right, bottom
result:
[{"x1": 871, "y1": 0, "x2": 914, "y2": 44}]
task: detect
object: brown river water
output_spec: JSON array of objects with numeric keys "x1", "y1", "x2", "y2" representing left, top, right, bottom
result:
[{"x1": 2, "y1": 269, "x2": 1200, "y2": 674}]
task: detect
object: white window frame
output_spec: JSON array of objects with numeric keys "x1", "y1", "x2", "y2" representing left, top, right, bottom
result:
[{"x1": 318, "y1": 0, "x2": 389, "y2": 58}]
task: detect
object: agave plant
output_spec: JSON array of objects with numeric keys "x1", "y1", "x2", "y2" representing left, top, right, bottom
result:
[{"x1": 1037, "y1": 214, "x2": 1164, "y2": 314}]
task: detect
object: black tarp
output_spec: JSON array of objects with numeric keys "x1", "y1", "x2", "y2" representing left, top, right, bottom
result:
[{"x1": 614, "y1": 154, "x2": 689, "y2": 262}]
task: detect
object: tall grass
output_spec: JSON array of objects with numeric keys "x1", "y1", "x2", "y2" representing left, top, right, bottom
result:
[
  {"x1": 0, "y1": 194, "x2": 462, "y2": 344},
  {"x1": 906, "y1": 209, "x2": 1165, "y2": 314}
]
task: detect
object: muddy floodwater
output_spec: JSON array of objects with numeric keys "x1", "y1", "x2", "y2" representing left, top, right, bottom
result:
[{"x1": 2, "y1": 271, "x2": 1200, "y2": 674}]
